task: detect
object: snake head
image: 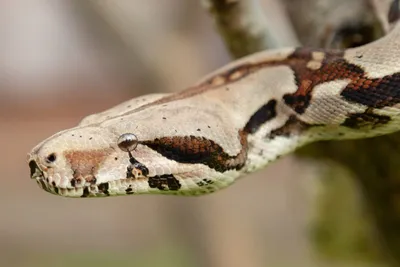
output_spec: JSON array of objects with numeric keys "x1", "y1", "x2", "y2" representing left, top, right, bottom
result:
[
  {"x1": 27, "y1": 125, "x2": 195, "y2": 198},
  {"x1": 27, "y1": 96, "x2": 246, "y2": 198}
]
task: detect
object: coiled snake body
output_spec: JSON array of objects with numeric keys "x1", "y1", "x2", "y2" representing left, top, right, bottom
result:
[{"x1": 28, "y1": 3, "x2": 400, "y2": 198}]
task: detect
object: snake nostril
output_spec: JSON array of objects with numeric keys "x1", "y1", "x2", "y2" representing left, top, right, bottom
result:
[{"x1": 46, "y1": 153, "x2": 57, "y2": 164}]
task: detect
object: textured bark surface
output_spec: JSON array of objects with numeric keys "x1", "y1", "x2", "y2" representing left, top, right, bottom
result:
[
  {"x1": 284, "y1": 0, "x2": 385, "y2": 48},
  {"x1": 203, "y1": 0, "x2": 299, "y2": 56}
]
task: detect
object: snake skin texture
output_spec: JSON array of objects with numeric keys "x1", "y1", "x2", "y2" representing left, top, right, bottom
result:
[{"x1": 28, "y1": 1, "x2": 400, "y2": 198}]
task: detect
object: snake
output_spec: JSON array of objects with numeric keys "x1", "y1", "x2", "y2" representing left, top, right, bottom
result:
[{"x1": 28, "y1": 1, "x2": 400, "y2": 198}]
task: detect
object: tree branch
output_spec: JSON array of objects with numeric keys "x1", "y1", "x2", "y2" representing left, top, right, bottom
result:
[
  {"x1": 284, "y1": 0, "x2": 384, "y2": 48},
  {"x1": 202, "y1": 0, "x2": 298, "y2": 58}
]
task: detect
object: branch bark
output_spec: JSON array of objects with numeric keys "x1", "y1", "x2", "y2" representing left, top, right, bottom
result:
[
  {"x1": 202, "y1": 0, "x2": 299, "y2": 57},
  {"x1": 284, "y1": 0, "x2": 384, "y2": 48}
]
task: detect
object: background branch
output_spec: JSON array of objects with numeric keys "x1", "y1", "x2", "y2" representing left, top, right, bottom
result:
[{"x1": 202, "y1": 0, "x2": 299, "y2": 57}]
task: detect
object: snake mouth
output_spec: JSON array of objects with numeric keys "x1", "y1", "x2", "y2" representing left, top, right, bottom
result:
[
  {"x1": 28, "y1": 159, "x2": 141, "y2": 197},
  {"x1": 28, "y1": 159, "x2": 95, "y2": 197},
  {"x1": 29, "y1": 159, "x2": 197, "y2": 198},
  {"x1": 29, "y1": 159, "x2": 54, "y2": 194},
  {"x1": 29, "y1": 160, "x2": 44, "y2": 180},
  {"x1": 29, "y1": 159, "x2": 59, "y2": 196}
]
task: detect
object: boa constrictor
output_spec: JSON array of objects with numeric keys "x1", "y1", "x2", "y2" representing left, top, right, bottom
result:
[{"x1": 28, "y1": 1, "x2": 400, "y2": 198}]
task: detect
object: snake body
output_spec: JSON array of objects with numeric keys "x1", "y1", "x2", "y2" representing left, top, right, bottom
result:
[{"x1": 28, "y1": 2, "x2": 400, "y2": 198}]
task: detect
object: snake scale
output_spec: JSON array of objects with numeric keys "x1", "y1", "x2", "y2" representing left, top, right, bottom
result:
[{"x1": 28, "y1": 1, "x2": 400, "y2": 198}]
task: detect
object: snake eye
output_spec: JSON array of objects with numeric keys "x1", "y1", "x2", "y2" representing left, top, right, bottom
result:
[
  {"x1": 117, "y1": 133, "x2": 138, "y2": 152},
  {"x1": 46, "y1": 153, "x2": 57, "y2": 163}
]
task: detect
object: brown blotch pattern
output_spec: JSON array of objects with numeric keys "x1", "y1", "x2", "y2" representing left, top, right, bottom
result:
[
  {"x1": 341, "y1": 73, "x2": 400, "y2": 108},
  {"x1": 134, "y1": 45, "x2": 400, "y2": 115},
  {"x1": 64, "y1": 149, "x2": 113, "y2": 186},
  {"x1": 148, "y1": 174, "x2": 181, "y2": 191},
  {"x1": 98, "y1": 182, "x2": 110, "y2": 195},
  {"x1": 196, "y1": 178, "x2": 214, "y2": 187},
  {"x1": 134, "y1": 46, "x2": 400, "y2": 115},
  {"x1": 244, "y1": 99, "x2": 277, "y2": 134},
  {"x1": 141, "y1": 131, "x2": 248, "y2": 172},
  {"x1": 267, "y1": 115, "x2": 313, "y2": 139},
  {"x1": 342, "y1": 109, "x2": 391, "y2": 129},
  {"x1": 81, "y1": 187, "x2": 90, "y2": 198},
  {"x1": 201, "y1": 64, "x2": 254, "y2": 87},
  {"x1": 283, "y1": 48, "x2": 400, "y2": 112},
  {"x1": 283, "y1": 48, "x2": 358, "y2": 113},
  {"x1": 126, "y1": 186, "x2": 134, "y2": 195}
]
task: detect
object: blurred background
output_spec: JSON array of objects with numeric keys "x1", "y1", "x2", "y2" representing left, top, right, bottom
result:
[{"x1": 0, "y1": 0, "x2": 391, "y2": 267}]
